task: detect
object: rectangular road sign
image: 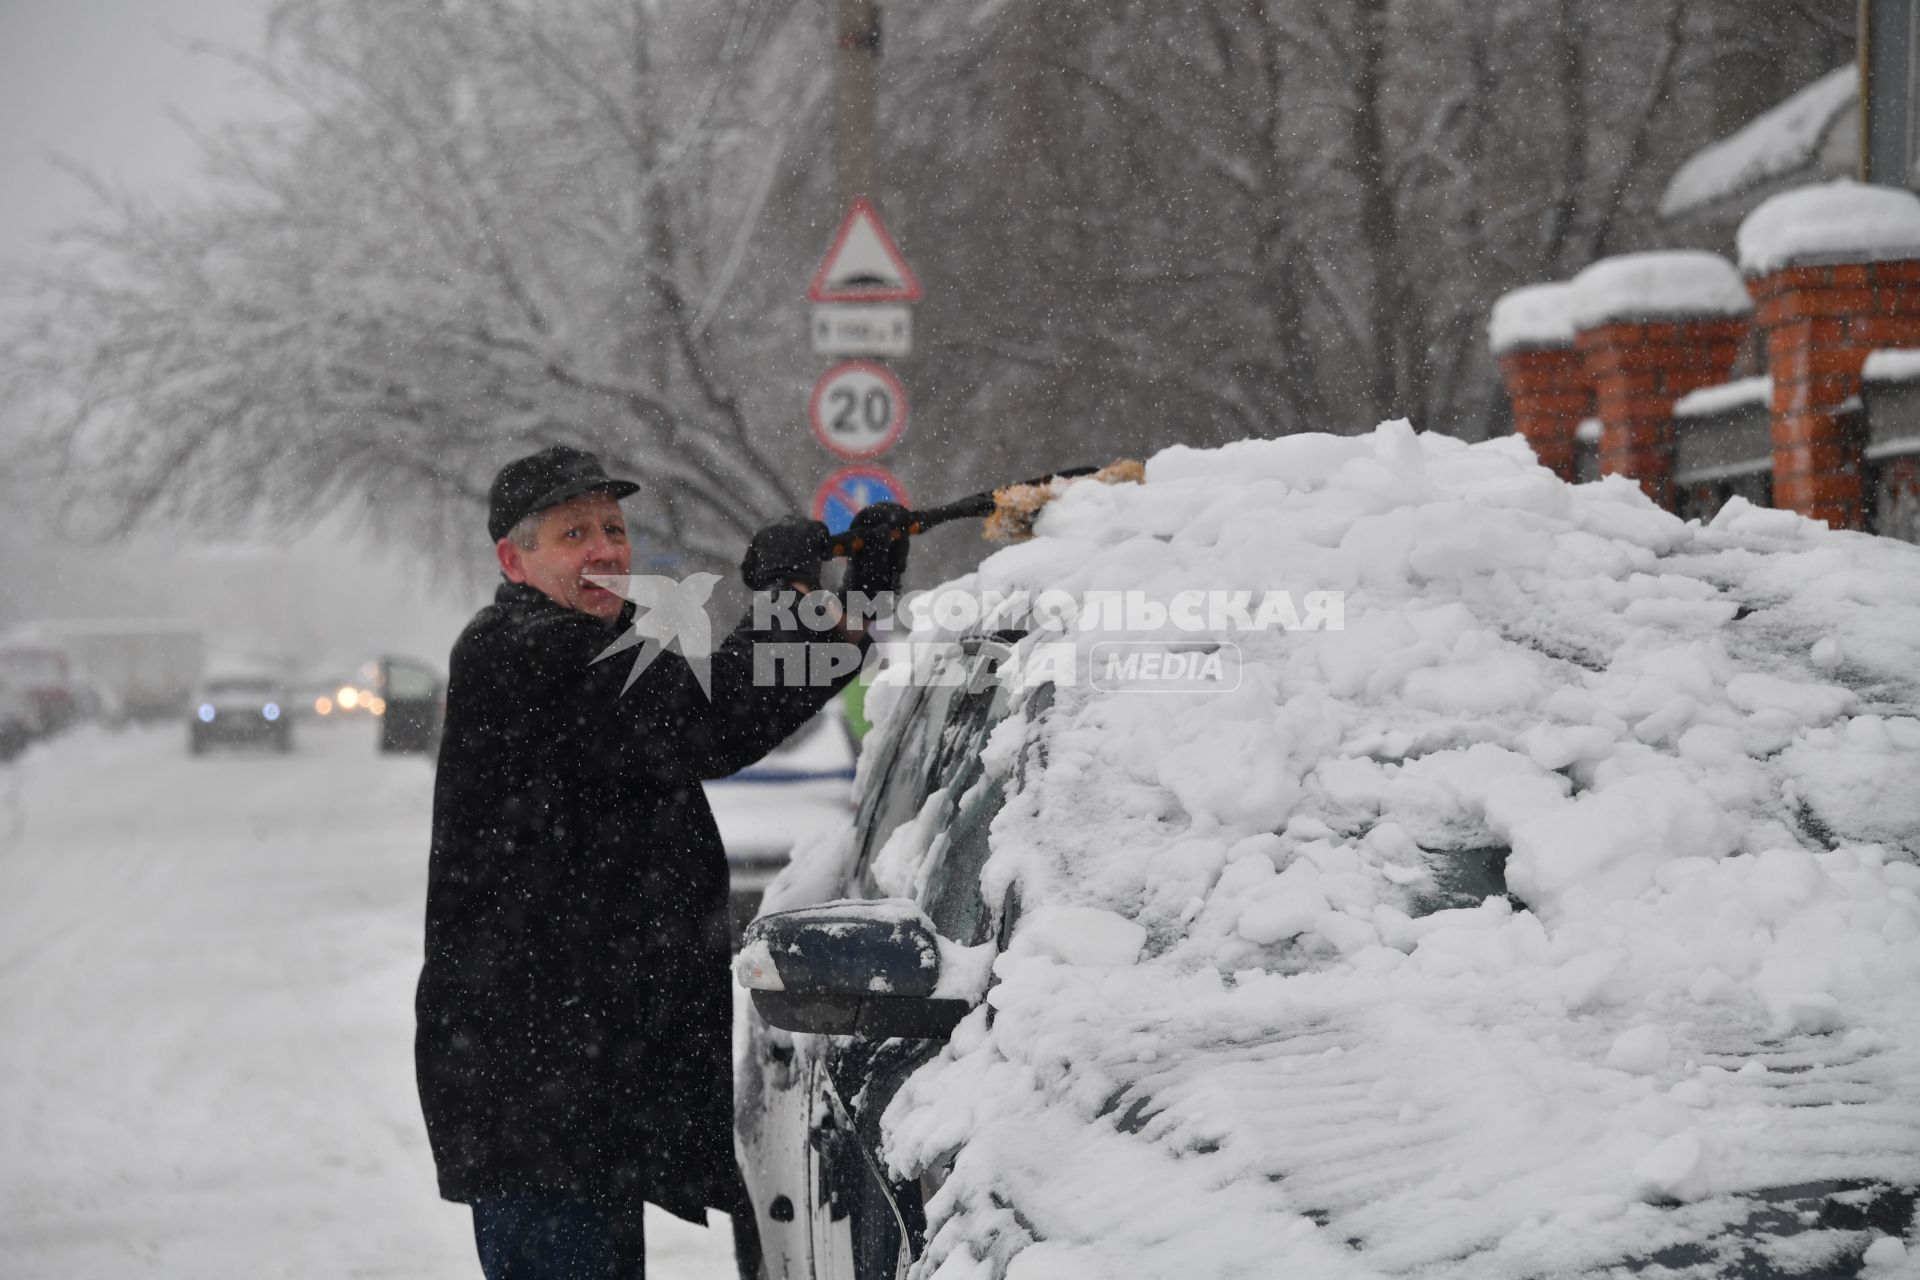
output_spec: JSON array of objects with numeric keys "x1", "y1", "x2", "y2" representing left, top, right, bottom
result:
[{"x1": 811, "y1": 304, "x2": 912, "y2": 357}]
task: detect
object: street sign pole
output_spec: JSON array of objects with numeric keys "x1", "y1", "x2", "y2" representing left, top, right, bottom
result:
[
  {"x1": 1862, "y1": 0, "x2": 1920, "y2": 184},
  {"x1": 812, "y1": 8, "x2": 917, "y2": 536},
  {"x1": 804, "y1": 201, "x2": 920, "y2": 521},
  {"x1": 834, "y1": 0, "x2": 879, "y2": 210}
]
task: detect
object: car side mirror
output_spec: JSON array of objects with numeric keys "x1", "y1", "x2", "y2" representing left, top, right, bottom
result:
[{"x1": 736, "y1": 900, "x2": 974, "y2": 1040}]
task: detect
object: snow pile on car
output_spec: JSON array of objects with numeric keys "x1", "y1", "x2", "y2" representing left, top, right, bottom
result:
[{"x1": 803, "y1": 422, "x2": 1920, "y2": 1278}]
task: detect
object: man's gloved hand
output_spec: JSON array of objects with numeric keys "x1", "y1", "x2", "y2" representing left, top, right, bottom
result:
[
  {"x1": 845, "y1": 502, "x2": 913, "y2": 600},
  {"x1": 741, "y1": 517, "x2": 830, "y2": 591}
]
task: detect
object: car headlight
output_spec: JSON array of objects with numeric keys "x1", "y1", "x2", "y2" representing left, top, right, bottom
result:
[
  {"x1": 198, "y1": 704, "x2": 215, "y2": 723},
  {"x1": 263, "y1": 703, "x2": 281, "y2": 721}
]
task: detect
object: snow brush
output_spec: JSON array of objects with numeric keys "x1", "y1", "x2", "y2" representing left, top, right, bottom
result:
[{"x1": 826, "y1": 459, "x2": 1145, "y2": 559}]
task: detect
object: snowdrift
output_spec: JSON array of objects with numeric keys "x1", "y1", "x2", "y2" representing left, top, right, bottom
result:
[{"x1": 779, "y1": 421, "x2": 1920, "y2": 1279}]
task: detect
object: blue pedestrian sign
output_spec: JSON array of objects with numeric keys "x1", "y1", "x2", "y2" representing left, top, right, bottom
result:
[{"x1": 811, "y1": 465, "x2": 909, "y2": 535}]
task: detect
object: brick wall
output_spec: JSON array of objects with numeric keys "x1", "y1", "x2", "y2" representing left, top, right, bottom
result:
[
  {"x1": 1748, "y1": 260, "x2": 1920, "y2": 529},
  {"x1": 1575, "y1": 317, "x2": 1747, "y2": 508},
  {"x1": 1488, "y1": 185, "x2": 1920, "y2": 542},
  {"x1": 1496, "y1": 347, "x2": 1589, "y2": 483}
]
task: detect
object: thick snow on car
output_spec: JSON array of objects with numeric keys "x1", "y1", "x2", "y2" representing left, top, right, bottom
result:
[{"x1": 735, "y1": 423, "x2": 1920, "y2": 1280}]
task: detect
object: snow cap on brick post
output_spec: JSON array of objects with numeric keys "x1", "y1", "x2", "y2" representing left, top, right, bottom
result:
[
  {"x1": 1490, "y1": 282, "x2": 1588, "y2": 482},
  {"x1": 1568, "y1": 252, "x2": 1751, "y2": 509},
  {"x1": 1738, "y1": 180, "x2": 1920, "y2": 530}
]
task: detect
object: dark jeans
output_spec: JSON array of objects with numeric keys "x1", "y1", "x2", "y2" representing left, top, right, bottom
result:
[{"x1": 471, "y1": 1194, "x2": 645, "y2": 1280}]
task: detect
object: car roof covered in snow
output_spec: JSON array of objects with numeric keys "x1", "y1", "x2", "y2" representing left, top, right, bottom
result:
[{"x1": 779, "y1": 421, "x2": 1920, "y2": 1278}]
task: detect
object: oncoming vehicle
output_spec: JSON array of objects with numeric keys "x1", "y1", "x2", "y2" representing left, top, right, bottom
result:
[
  {"x1": 704, "y1": 706, "x2": 858, "y2": 943},
  {"x1": 307, "y1": 660, "x2": 382, "y2": 719},
  {"x1": 735, "y1": 426, "x2": 1920, "y2": 1280},
  {"x1": 188, "y1": 672, "x2": 294, "y2": 755}
]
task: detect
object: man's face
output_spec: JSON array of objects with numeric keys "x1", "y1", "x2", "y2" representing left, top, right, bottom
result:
[{"x1": 496, "y1": 492, "x2": 632, "y2": 620}]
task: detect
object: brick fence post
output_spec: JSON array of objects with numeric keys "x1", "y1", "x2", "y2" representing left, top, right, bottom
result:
[
  {"x1": 1738, "y1": 183, "x2": 1920, "y2": 530},
  {"x1": 1568, "y1": 253, "x2": 1751, "y2": 508},
  {"x1": 1490, "y1": 283, "x2": 1587, "y2": 482}
]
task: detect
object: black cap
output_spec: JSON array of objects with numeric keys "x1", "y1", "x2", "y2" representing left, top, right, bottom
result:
[{"x1": 487, "y1": 445, "x2": 641, "y2": 542}]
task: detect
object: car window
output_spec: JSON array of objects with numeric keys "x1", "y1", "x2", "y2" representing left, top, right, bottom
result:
[
  {"x1": 922, "y1": 772, "x2": 1007, "y2": 945},
  {"x1": 851, "y1": 674, "x2": 965, "y2": 889},
  {"x1": 1411, "y1": 846, "x2": 1516, "y2": 915},
  {"x1": 383, "y1": 662, "x2": 438, "y2": 699},
  {"x1": 852, "y1": 638, "x2": 1034, "y2": 928},
  {"x1": 205, "y1": 677, "x2": 277, "y2": 695}
]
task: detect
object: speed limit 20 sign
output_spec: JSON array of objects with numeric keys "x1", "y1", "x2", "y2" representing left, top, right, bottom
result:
[{"x1": 809, "y1": 360, "x2": 907, "y2": 460}]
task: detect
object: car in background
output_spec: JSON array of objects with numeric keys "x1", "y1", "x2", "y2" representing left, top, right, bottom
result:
[
  {"x1": 0, "y1": 643, "x2": 77, "y2": 735},
  {"x1": 6, "y1": 621, "x2": 203, "y2": 721},
  {"x1": 292, "y1": 673, "x2": 346, "y2": 721},
  {"x1": 302, "y1": 659, "x2": 383, "y2": 720},
  {"x1": 188, "y1": 672, "x2": 293, "y2": 755},
  {"x1": 705, "y1": 706, "x2": 858, "y2": 944},
  {"x1": 734, "y1": 427, "x2": 1920, "y2": 1280},
  {"x1": 376, "y1": 655, "x2": 444, "y2": 755},
  {"x1": 0, "y1": 683, "x2": 39, "y2": 762}
]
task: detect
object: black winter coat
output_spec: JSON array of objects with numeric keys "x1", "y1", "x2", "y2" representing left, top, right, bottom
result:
[{"x1": 415, "y1": 581, "x2": 852, "y2": 1223}]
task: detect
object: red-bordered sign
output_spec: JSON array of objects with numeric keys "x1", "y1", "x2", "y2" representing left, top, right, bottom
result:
[
  {"x1": 811, "y1": 465, "x2": 909, "y2": 535},
  {"x1": 807, "y1": 197, "x2": 923, "y2": 304},
  {"x1": 809, "y1": 360, "x2": 908, "y2": 460}
]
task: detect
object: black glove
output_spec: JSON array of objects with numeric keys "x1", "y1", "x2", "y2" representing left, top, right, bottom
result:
[
  {"x1": 741, "y1": 517, "x2": 829, "y2": 591},
  {"x1": 845, "y1": 502, "x2": 913, "y2": 599}
]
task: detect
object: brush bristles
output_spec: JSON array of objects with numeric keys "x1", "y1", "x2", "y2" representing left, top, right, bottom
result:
[{"x1": 983, "y1": 458, "x2": 1144, "y2": 543}]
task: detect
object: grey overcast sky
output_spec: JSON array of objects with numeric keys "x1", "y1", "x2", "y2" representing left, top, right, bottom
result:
[
  {"x1": 0, "y1": 1, "x2": 479, "y2": 670},
  {"x1": 0, "y1": 0, "x2": 274, "y2": 264}
]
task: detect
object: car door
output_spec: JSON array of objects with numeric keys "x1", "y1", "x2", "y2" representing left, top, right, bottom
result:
[
  {"x1": 377, "y1": 656, "x2": 442, "y2": 754},
  {"x1": 742, "y1": 640, "x2": 973, "y2": 1280},
  {"x1": 741, "y1": 634, "x2": 1036, "y2": 1280},
  {"x1": 808, "y1": 638, "x2": 1038, "y2": 1280}
]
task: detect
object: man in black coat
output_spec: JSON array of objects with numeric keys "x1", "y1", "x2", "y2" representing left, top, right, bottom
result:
[{"x1": 416, "y1": 446, "x2": 908, "y2": 1279}]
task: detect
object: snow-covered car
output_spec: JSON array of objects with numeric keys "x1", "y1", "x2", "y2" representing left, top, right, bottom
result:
[
  {"x1": 707, "y1": 706, "x2": 858, "y2": 944},
  {"x1": 735, "y1": 424, "x2": 1920, "y2": 1280},
  {"x1": 188, "y1": 672, "x2": 294, "y2": 754}
]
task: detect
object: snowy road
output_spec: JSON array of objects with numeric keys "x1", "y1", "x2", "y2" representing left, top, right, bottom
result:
[{"x1": 0, "y1": 719, "x2": 738, "y2": 1279}]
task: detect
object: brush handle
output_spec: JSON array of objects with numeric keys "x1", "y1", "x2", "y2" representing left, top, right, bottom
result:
[{"x1": 826, "y1": 466, "x2": 1098, "y2": 558}]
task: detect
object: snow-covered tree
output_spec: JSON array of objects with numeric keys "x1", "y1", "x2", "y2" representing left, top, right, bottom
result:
[
  {"x1": 4, "y1": 0, "x2": 1829, "y2": 576},
  {"x1": 5, "y1": 0, "x2": 823, "y2": 569},
  {"x1": 879, "y1": 0, "x2": 1775, "y2": 474}
]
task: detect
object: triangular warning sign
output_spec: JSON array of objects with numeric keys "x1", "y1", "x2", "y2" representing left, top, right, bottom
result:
[{"x1": 808, "y1": 197, "x2": 922, "y2": 304}]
